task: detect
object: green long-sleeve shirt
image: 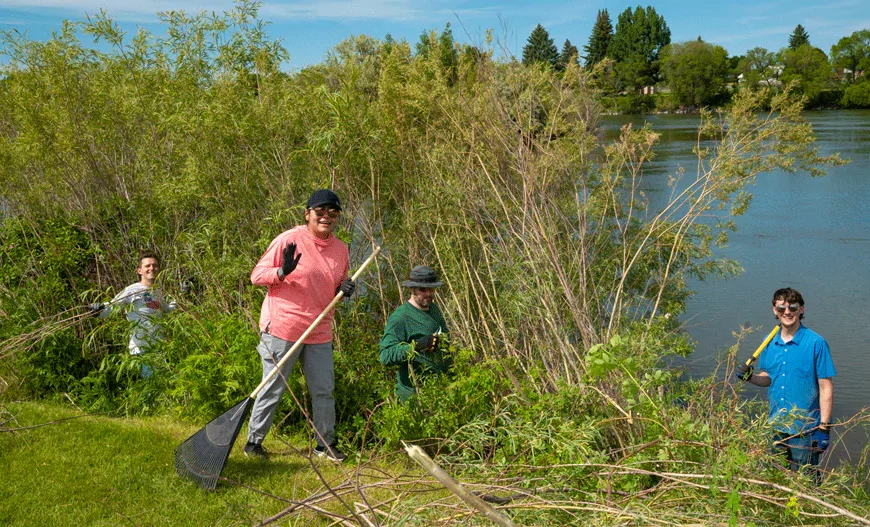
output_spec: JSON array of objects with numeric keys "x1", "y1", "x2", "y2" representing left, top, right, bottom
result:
[{"x1": 379, "y1": 301, "x2": 450, "y2": 401}]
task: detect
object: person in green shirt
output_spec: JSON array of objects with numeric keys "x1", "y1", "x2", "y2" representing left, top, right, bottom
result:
[{"x1": 379, "y1": 265, "x2": 451, "y2": 401}]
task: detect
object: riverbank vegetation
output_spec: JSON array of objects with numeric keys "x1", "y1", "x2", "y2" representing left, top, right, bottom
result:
[
  {"x1": 521, "y1": 8, "x2": 870, "y2": 112},
  {"x1": 1, "y1": 1, "x2": 869, "y2": 524}
]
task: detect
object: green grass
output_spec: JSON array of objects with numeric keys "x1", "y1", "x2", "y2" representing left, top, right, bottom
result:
[{"x1": 0, "y1": 401, "x2": 419, "y2": 526}]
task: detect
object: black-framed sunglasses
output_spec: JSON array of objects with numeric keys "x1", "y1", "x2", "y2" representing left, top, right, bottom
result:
[
  {"x1": 774, "y1": 303, "x2": 801, "y2": 314},
  {"x1": 310, "y1": 207, "x2": 340, "y2": 218}
]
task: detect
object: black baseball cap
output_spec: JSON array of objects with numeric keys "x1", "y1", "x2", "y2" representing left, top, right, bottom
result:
[{"x1": 306, "y1": 189, "x2": 342, "y2": 211}]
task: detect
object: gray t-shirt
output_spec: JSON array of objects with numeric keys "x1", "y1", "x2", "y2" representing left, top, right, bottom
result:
[{"x1": 99, "y1": 283, "x2": 176, "y2": 355}]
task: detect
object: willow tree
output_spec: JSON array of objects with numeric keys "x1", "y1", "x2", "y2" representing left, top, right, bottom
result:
[{"x1": 660, "y1": 40, "x2": 731, "y2": 107}]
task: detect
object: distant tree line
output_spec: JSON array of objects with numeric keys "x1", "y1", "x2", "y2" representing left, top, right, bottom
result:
[{"x1": 516, "y1": 7, "x2": 870, "y2": 112}]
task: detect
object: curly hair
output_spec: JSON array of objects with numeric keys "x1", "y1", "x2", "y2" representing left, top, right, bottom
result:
[{"x1": 772, "y1": 287, "x2": 804, "y2": 320}]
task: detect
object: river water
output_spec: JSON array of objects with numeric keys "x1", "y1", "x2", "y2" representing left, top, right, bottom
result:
[{"x1": 601, "y1": 110, "x2": 870, "y2": 468}]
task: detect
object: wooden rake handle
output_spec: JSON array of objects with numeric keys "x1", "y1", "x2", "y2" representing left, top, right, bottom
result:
[{"x1": 248, "y1": 245, "x2": 381, "y2": 399}]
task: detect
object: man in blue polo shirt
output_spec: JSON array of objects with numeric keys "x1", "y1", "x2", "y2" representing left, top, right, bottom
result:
[{"x1": 737, "y1": 287, "x2": 836, "y2": 483}]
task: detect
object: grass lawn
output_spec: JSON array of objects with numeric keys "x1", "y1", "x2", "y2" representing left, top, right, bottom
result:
[{"x1": 0, "y1": 401, "x2": 435, "y2": 526}]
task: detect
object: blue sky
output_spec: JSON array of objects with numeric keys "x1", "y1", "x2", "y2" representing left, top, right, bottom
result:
[{"x1": 1, "y1": 0, "x2": 868, "y2": 69}]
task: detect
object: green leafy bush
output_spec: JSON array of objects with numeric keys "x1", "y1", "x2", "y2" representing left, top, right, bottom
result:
[
  {"x1": 842, "y1": 82, "x2": 870, "y2": 108},
  {"x1": 166, "y1": 313, "x2": 260, "y2": 420},
  {"x1": 372, "y1": 345, "x2": 506, "y2": 451},
  {"x1": 0, "y1": 218, "x2": 97, "y2": 397}
]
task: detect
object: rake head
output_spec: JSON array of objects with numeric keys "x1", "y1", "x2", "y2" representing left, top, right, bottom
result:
[{"x1": 174, "y1": 397, "x2": 252, "y2": 490}]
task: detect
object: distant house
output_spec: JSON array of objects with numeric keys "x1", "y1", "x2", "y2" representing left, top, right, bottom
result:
[
  {"x1": 736, "y1": 71, "x2": 782, "y2": 87},
  {"x1": 834, "y1": 68, "x2": 865, "y2": 82}
]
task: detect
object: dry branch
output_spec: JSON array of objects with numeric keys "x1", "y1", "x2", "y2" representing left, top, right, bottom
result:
[{"x1": 404, "y1": 442, "x2": 517, "y2": 527}]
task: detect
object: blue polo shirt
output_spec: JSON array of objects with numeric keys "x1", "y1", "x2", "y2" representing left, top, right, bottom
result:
[{"x1": 758, "y1": 324, "x2": 836, "y2": 435}]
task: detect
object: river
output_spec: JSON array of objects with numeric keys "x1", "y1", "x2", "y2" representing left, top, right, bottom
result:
[{"x1": 601, "y1": 110, "x2": 870, "y2": 469}]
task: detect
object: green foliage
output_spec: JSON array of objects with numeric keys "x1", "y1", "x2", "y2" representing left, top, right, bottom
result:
[
  {"x1": 813, "y1": 88, "x2": 844, "y2": 108},
  {"x1": 372, "y1": 346, "x2": 505, "y2": 450},
  {"x1": 661, "y1": 40, "x2": 731, "y2": 107},
  {"x1": 842, "y1": 81, "x2": 870, "y2": 108},
  {"x1": 738, "y1": 47, "x2": 779, "y2": 90},
  {"x1": 522, "y1": 24, "x2": 559, "y2": 69},
  {"x1": 788, "y1": 24, "x2": 810, "y2": 50},
  {"x1": 780, "y1": 44, "x2": 834, "y2": 106},
  {"x1": 830, "y1": 30, "x2": 870, "y2": 83},
  {"x1": 415, "y1": 23, "x2": 459, "y2": 84},
  {"x1": 557, "y1": 39, "x2": 579, "y2": 71},
  {"x1": 1, "y1": 6, "x2": 864, "y2": 524},
  {"x1": 584, "y1": 9, "x2": 614, "y2": 68},
  {"x1": 609, "y1": 5, "x2": 671, "y2": 90},
  {"x1": 332, "y1": 297, "x2": 394, "y2": 440},
  {"x1": 0, "y1": 218, "x2": 97, "y2": 396},
  {"x1": 73, "y1": 351, "x2": 166, "y2": 415},
  {"x1": 605, "y1": 93, "x2": 656, "y2": 114},
  {"x1": 167, "y1": 313, "x2": 260, "y2": 420}
]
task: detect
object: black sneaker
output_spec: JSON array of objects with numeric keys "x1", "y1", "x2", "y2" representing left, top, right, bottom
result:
[
  {"x1": 314, "y1": 443, "x2": 347, "y2": 463},
  {"x1": 243, "y1": 442, "x2": 269, "y2": 460}
]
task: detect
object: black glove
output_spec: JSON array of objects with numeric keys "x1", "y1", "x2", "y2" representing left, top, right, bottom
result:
[
  {"x1": 278, "y1": 242, "x2": 301, "y2": 279},
  {"x1": 88, "y1": 302, "x2": 105, "y2": 316},
  {"x1": 812, "y1": 425, "x2": 831, "y2": 452},
  {"x1": 735, "y1": 363, "x2": 753, "y2": 381},
  {"x1": 338, "y1": 278, "x2": 355, "y2": 297},
  {"x1": 414, "y1": 333, "x2": 440, "y2": 353},
  {"x1": 180, "y1": 276, "x2": 196, "y2": 295}
]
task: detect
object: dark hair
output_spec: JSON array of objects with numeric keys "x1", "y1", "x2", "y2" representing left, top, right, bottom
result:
[
  {"x1": 138, "y1": 251, "x2": 159, "y2": 266},
  {"x1": 772, "y1": 287, "x2": 804, "y2": 320}
]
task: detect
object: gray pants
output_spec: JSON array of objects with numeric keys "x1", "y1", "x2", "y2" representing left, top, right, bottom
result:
[{"x1": 247, "y1": 333, "x2": 335, "y2": 447}]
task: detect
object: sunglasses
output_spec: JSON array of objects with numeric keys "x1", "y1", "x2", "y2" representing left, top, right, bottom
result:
[
  {"x1": 310, "y1": 207, "x2": 340, "y2": 218},
  {"x1": 774, "y1": 303, "x2": 801, "y2": 314}
]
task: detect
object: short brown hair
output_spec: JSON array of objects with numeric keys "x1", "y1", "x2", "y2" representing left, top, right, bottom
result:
[{"x1": 138, "y1": 251, "x2": 159, "y2": 266}]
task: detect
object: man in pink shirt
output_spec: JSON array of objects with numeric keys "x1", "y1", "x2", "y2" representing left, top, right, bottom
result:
[{"x1": 244, "y1": 189, "x2": 355, "y2": 462}]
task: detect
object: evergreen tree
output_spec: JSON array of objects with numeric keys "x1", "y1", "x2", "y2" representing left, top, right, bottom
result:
[
  {"x1": 416, "y1": 30, "x2": 432, "y2": 56},
  {"x1": 383, "y1": 33, "x2": 396, "y2": 54},
  {"x1": 438, "y1": 23, "x2": 459, "y2": 81},
  {"x1": 789, "y1": 24, "x2": 810, "y2": 50},
  {"x1": 414, "y1": 24, "x2": 459, "y2": 83},
  {"x1": 558, "y1": 39, "x2": 580, "y2": 70},
  {"x1": 609, "y1": 6, "x2": 671, "y2": 89},
  {"x1": 522, "y1": 24, "x2": 559, "y2": 68},
  {"x1": 583, "y1": 9, "x2": 613, "y2": 67}
]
